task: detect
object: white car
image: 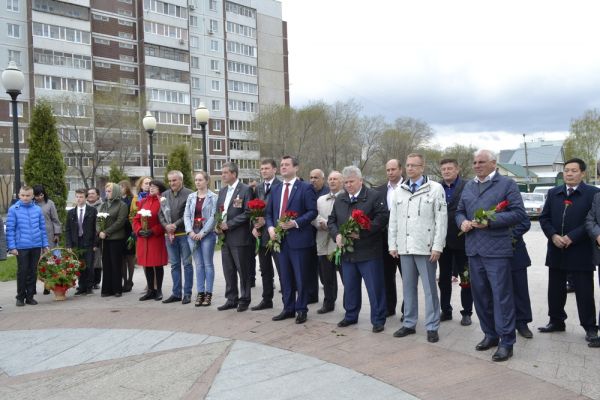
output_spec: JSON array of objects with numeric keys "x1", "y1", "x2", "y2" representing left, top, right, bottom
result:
[{"x1": 521, "y1": 192, "x2": 546, "y2": 218}]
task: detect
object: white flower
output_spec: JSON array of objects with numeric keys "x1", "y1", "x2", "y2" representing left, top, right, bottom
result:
[
  {"x1": 160, "y1": 197, "x2": 167, "y2": 203},
  {"x1": 66, "y1": 206, "x2": 75, "y2": 211},
  {"x1": 137, "y1": 209, "x2": 152, "y2": 217},
  {"x1": 97, "y1": 212, "x2": 110, "y2": 219}
]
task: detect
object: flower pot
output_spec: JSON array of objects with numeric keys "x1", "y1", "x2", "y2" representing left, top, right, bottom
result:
[{"x1": 52, "y1": 285, "x2": 69, "y2": 301}]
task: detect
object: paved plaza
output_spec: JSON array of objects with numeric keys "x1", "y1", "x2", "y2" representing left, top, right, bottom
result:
[{"x1": 0, "y1": 224, "x2": 599, "y2": 399}]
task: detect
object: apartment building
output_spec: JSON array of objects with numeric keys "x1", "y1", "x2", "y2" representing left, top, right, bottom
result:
[{"x1": 0, "y1": 0, "x2": 287, "y2": 198}]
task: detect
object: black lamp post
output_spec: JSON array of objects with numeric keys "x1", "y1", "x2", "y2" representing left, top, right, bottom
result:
[
  {"x1": 2, "y1": 61, "x2": 25, "y2": 198},
  {"x1": 142, "y1": 111, "x2": 157, "y2": 178},
  {"x1": 195, "y1": 102, "x2": 210, "y2": 172}
]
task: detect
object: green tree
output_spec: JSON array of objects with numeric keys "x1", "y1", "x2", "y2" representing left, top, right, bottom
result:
[
  {"x1": 108, "y1": 160, "x2": 128, "y2": 183},
  {"x1": 165, "y1": 144, "x2": 193, "y2": 188},
  {"x1": 24, "y1": 100, "x2": 68, "y2": 221},
  {"x1": 564, "y1": 109, "x2": 600, "y2": 182}
]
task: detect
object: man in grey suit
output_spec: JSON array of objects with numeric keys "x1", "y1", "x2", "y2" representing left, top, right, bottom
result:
[
  {"x1": 456, "y1": 149, "x2": 527, "y2": 362},
  {"x1": 216, "y1": 162, "x2": 254, "y2": 312}
]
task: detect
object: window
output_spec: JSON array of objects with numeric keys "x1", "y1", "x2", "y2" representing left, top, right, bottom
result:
[
  {"x1": 209, "y1": 20, "x2": 218, "y2": 33},
  {"x1": 229, "y1": 119, "x2": 253, "y2": 132},
  {"x1": 7, "y1": 23, "x2": 20, "y2": 38},
  {"x1": 144, "y1": 20, "x2": 187, "y2": 40},
  {"x1": 120, "y1": 54, "x2": 134, "y2": 62},
  {"x1": 33, "y1": 49, "x2": 92, "y2": 69},
  {"x1": 227, "y1": 79, "x2": 258, "y2": 94},
  {"x1": 210, "y1": 39, "x2": 219, "y2": 51},
  {"x1": 8, "y1": 102, "x2": 23, "y2": 117},
  {"x1": 191, "y1": 77, "x2": 200, "y2": 89},
  {"x1": 213, "y1": 140, "x2": 222, "y2": 151},
  {"x1": 118, "y1": 31, "x2": 133, "y2": 39},
  {"x1": 120, "y1": 65, "x2": 135, "y2": 72},
  {"x1": 95, "y1": 61, "x2": 111, "y2": 68},
  {"x1": 149, "y1": 88, "x2": 190, "y2": 104},
  {"x1": 225, "y1": 2, "x2": 255, "y2": 19},
  {"x1": 211, "y1": 100, "x2": 220, "y2": 111},
  {"x1": 8, "y1": 49, "x2": 21, "y2": 65},
  {"x1": 144, "y1": 0, "x2": 187, "y2": 19},
  {"x1": 228, "y1": 99, "x2": 256, "y2": 113},
  {"x1": 7, "y1": 0, "x2": 19, "y2": 12},
  {"x1": 119, "y1": 42, "x2": 134, "y2": 49},
  {"x1": 211, "y1": 80, "x2": 220, "y2": 91},
  {"x1": 226, "y1": 40, "x2": 256, "y2": 57},
  {"x1": 94, "y1": 37, "x2": 110, "y2": 45},
  {"x1": 227, "y1": 60, "x2": 256, "y2": 76},
  {"x1": 118, "y1": 19, "x2": 134, "y2": 26},
  {"x1": 33, "y1": 22, "x2": 91, "y2": 44},
  {"x1": 120, "y1": 78, "x2": 135, "y2": 85},
  {"x1": 212, "y1": 119, "x2": 222, "y2": 131},
  {"x1": 214, "y1": 159, "x2": 223, "y2": 171},
  {"x1": 214, "y1": 179, "x2": 222, "y2": 190},
  {"x1": 226, "y1": 21, "x2": 256, "y2": 38},
  {"x1": 190, "y1": 35, "x2": 199, "y2": 48},
  {"x1": 93, "y1": 14, "x2": 109, "y2": 21},
  {"x1": 191, "y1": 56, "x2": 199, "y2": 68},
  {"x1": 210, "y1": 60, "x2": 219, "y2": 71},
  {"x1": 209, "y1": 0, "x2": 217, "y2": 11},
  {"x1": 191, "y1": 97, "x2": 200, "y2": 109},
  {"x1": 9, "y1": 128, "x2": 25, "y2": 143},
  {"x1": 189, "y1": 15, "x2": 198, "y2": 27}
]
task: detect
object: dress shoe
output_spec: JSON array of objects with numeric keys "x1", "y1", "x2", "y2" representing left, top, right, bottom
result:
[
  {"x1": 492, "y1": 346, "x2": 513, "y2": 362},
  {"x1": 566, "y1": 284, "x2": 575, "y2": 293},
  {"x1": 155, "y1": 290, "x2": 163, "y2": 301},
  {"x1": 585, "y1": 329, "x2": 598, "y2": 342},
  {"x1": 16, "y1": 299, "x2": 25, "y2": 307},
  {"x1": 538, "y1": 322, "x2": 566, "y2": 333},
  {"x1": 139, "y1": 291, "x2": 156, "y2": 301},
  {"x1": 517, "y1": 325, "x2": 534, "y2": 339},
  {"x1": 217, "y1": 302, "x2": 238, "y2": 311},
  {"x1": 295, "y1": 311, "x2": 307, "y2": 324},
  {"x1": 337, "y1": 319, "x2": 358, "y2": 328},
  {"x1": 386, "y1": 310, "x2": 396, "y2": 317},
  {"x1": 251, "y1": 300, "x2": 273, "y2": 311},
  {"x1": 308, "y1": 298, "x2": 319, "y2": 305},
  {"x1": 93, "y1": 284, "x2": 100, "y2": 290},
  {"x1": 182, "y1": 295, "x2": 191, "y2": 305},
  {"x1": 427, "y1": 330, "x2": 439, "y2": 343},
  {"x1": 114, "y1": 293, "x2": 122, "y2": 298},
  {"x1": 101, "y1": 293, "x2": 111, "y2": 297},
  {"x1": 272, "y1": 310, "x2": 295, "y2": 321},
  {"x1": 372, "y1": 324, "x2": 385, "y2": 333},
  {"x1": 74, "y1": 288, "x2": 87, "y2": 296},
  {"x1": 460, "y1": 315, "x2": 472, "y2": 326},
  {"x1": 317, "y1": 306, "x2": 334, "y2": 314},
  {"x1": 237, "y1": 304, "x2": 249, "y2": 312},
  {"x1": 588, "y1": 337, "x2": 600, "y2": 348},
  {"x1": 162, "y1": 296, "x2": 182, "y2": 304},
  {"x1": 440, "y1": 312, "x2": 452, "y2": 322},
  {"x1": 25, "y1": 298, "x2": 38, "y2": 305},
  {"x1": 475, "y1": 337, "x2": 499, "y2": 351},
  {"x1": 250, "y1": 280, "x2": 256, "y2": 288},
  {"x1": 393, "y1": 326, "x2": 416, "y2": 338}
]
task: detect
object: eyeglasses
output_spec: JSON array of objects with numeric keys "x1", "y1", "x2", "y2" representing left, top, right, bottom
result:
[{"x1": 405, "y1": 164, "x2": 423, "y2": 169}]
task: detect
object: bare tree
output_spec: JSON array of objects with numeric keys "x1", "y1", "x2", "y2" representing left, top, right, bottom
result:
[{"x1": 564, "y1": 109, "x2": 600, "y2": 181}]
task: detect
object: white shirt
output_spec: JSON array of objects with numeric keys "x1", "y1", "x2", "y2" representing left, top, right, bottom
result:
[
  {"x1": 387, "y1": 179, "x2": 402, "y2": 210},
  {"x1": 474, "y1": 170, "x2": 496, "y2": 183},
  {"x1": 223, "y1": 179, "x2": 239, "y2": 211},
  {"x1": 77, "y1": 206, "x2": 86, "y2": 220}
]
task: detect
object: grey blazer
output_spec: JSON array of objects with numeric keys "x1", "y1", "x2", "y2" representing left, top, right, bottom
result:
[{"x1": 585, "y1": 192, "x2": 600, "y2": 265}]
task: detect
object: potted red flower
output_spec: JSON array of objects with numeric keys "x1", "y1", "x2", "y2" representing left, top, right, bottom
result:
[{"x1": 37, "y1": 248, "x2": 84, "y2": 301}]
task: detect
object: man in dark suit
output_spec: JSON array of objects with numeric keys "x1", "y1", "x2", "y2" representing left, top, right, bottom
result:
[
  {"x1": 511, "y1": 217, "x2": 534, "y2": 339},
  {"x1": 66, "y1": 188, "x2": 97, "y2": 295},
  {"x1": 456, "y1": 149, "x2": 527, "y2": 362},
  {"x1": 539, "y1": 158, "x2": 599, "y2": 342},
  {"x1": 216, "y1": 162, "x2": 254, "y2": 312},
  {"x1": 375, "y1": 159, "x2": 404, "y2": 318},
  {"x1": 329, "y1": 166, "x2": 389, "y2": 333},
  {"x1": 266, "y1": 155, "x2": 318, "y2": 324},
  {"x1": 438, "y1": 159, "x2": 473, "y2": 326},
  {"x1": 251, "y1": 158, "x2": 281, "y2": 311},
  {"x1": 585, "y1": 191, "x2": 600, "y2": 348}
]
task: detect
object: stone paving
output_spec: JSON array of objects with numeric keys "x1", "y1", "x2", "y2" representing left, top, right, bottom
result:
[{"x1": 0, "y1": 224, "x2": 598, "y2": 399}]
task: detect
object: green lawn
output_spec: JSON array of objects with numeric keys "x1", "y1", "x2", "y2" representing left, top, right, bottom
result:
[{"x1": 0, "y1": 256, "x2": 17, "y2": 281}]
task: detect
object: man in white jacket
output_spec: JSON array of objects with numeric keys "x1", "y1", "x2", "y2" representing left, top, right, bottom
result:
[{"x1": 388, "y1": 153, "x2": 447, "y2": 343}]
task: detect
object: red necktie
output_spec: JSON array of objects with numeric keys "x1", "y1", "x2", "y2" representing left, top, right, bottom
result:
[{"x1": 280, "y1": 183, "x2": 290, "y2": 218}]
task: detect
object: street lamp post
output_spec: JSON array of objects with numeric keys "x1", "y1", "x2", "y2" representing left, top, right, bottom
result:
[
  {"x1": 195, "y1": 103, "x2": 210, "y2": 172},
  {"x1": 1, "y1": 61, "x2": 25, "y2": 198},
  {"x1": 142, "y1": 111, "x2": 157, "y2": 178}
]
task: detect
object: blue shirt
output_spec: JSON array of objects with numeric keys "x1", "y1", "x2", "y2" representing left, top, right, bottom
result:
[
  {"x1": 408, "y1": 176, "x2": 425, "y2": 192},
  {"x1": 442, "y1": 177, "x2": 461, "y2": 203}
]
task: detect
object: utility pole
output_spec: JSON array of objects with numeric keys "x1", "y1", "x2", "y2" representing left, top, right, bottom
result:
[{"x1": 523, "y1": 133, "x2": 531, "y2": 192}]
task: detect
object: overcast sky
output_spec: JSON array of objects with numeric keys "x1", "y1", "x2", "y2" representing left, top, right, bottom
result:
[{"x1": 279, "y1": 0, "x2": 600, "y2": 150}]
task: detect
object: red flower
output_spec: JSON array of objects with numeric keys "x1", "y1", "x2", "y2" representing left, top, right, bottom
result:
[
  {"x1": 284, "y1": 210, "x2": 298, "y2": 219},
  {"x1": 351, "y1": 209, "x2": 371, "y2": 230},
  {"x1": 40, "y1": 267, "x2": 46, "y2": 273},
  {"x1": 496, "y1": 200, "x2": 509, "y2": 211},
  {"x1": 219, "y1": 205, "x2": 225, "y2": 212},
  {"x1": 564, "y1": 200, "x2": 573, "y2": 206},
  {"x1": 75, "y1": 271, "x2": 81, "y2": 276},
  {"x1": 248, "y1": 198, "x2": 266, "y2": 210}
]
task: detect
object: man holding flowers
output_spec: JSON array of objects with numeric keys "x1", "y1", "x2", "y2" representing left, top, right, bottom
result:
[
  {"x1": 456, "y1": 149, "x2": 526, "y2": 362},
  {"x1": 328, "y1": 166, "x2": 388, "y2": 333}
]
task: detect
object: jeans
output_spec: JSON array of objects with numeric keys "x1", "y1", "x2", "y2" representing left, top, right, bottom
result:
[
  {"x1": 166, "y1": 235, "x2": 193, "y2": 297},
  {"x1": 188, "y1": 232, "x2": 217, "y2": 293}
]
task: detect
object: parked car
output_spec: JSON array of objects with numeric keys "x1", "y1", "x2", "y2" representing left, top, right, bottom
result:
[
  {"x1": 533, "y1": 186, "x2": 553, "y2": 199},
  {"x1": 521, "y1": 192, "x2": 546, "y2": 218}
]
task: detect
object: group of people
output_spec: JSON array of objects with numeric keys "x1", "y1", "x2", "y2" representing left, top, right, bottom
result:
[{"x1": 5, "y1": 149, "x2": 600, "y2": 360}]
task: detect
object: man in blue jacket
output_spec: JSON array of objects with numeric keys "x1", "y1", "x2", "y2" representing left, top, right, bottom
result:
[
  {"x1": 6, "y1": 186, "x2": 49, "y2": 306},
  {"x1": 456, "y1": 150, "x2": 526, "y2": 362}
]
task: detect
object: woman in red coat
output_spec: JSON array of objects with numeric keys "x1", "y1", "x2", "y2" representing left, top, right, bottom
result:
[{"x1": 133, "y1": 180, "x2": 168, "y2": 301}]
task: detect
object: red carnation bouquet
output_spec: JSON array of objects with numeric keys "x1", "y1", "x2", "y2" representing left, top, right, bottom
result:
[
  {"x1": 459, "y1": 200, "x2": 509, "y2": 236},
  {"x1": 266, "y1": 210, "x2": 298, "y2": 253},
  {"x1": 248, "y1": 198, "x2": 267, "y2": 253},
  {"x1": 329, "y1": 209, "x2": 372, "y2": 265}
]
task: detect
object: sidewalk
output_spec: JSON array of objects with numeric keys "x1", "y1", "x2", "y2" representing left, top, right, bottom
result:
[{"x1": 0, "y1": 225, "x2": 598, "y2": 399}]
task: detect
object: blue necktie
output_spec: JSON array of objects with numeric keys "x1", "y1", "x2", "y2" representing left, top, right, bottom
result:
[{"x1": 411, "y1": 183, "x2": 417, "y2": 193}]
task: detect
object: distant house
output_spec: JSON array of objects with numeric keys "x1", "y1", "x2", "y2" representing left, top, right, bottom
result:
[
  {"x1": 499, "y1": 140, "x2": 564, "y2": 184},
  {"x1": 497, "y1": 163, "x2": 538, "y2": 183}
]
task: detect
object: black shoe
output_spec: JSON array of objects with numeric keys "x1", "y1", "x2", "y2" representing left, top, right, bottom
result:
[
  {"x1": 589, "y1": 338, "x2": 600, "y2": 348},
  {"x1": 393, "y1": 326, "x2": 416, "y2": 338},
  {"x1": 517, "y1": 325, "x2": 534, "y2": 339},
  {"x1": 308, "y1": 298, "x2": 319, "y2": 305},
  {"x1": 566, "y1": 284, "x2": 575, "y2": 293},
  {"x1": 386, "y1": 310, "x2": 396, "y2": 317},
  {"x1": 492, "y1": 346, "x2": 513, "y2": 362},
  {"x1": 440, "y1": 313, "x2": 452, "y2": 322},
  {"x1": 427, "y1": 330, "x2": 439, "y2": 343},
  {"x1": 251, "y1": 300, "x2": 273, "y2": 311},
  {"x1": 139, "y1": 291, "x2": 156, "y2": 301},
  {"x1": 317, "y1": 306, "x2": 334, "y2": 314},
  {"x1": 162, "y1": 296, "x2": 182, "y2": 304},
  {"x1": 337, "y1": 319, "x2": 357, "y2": 328},
  {"x1": 460, "y1": 315, "x2": 472, "y2": 326},
  {"x1": 295, "y1": 311, "x2": 307, "y2": 324},
  {"x1": 538, "y1": 322, "x2": 566, "y2": 333},
  {"x1": 114, "y1": 293, "x2": 122, "y2": 298},
  {"x1": 43, "y1": 289, "x2": 50, "y2": 295},
  {"x1": 101, "y1": 293, "x2": 111, "y2": 297},
  {"x1": 25, "y1": 298, "x2": 38, "y2": 305},
  {"x1": 475, "y1": 337, "x2": 499, "y2": 351},
  {"x1": 272, "y1": 310, "x2": 295, "y2": 321},
  {"x1": 585, "y1": 329, "x2": 599, "y2": 342},
  {"x1": 250, "y1": 280, "x2": 256, "y2": 288},
  {"x1": 217, "y1": 302, "x2": 238, "y2": 311},
  {"x1": 182, "y1": 295, "x2": 191, "y2": 305},
  {"x1": 74, "y1": 288, "x2": 87, "y2": 296},
  {"x1": 237, "y1": 304, "x2": 249, "y2": 312},
  {"x1": 155, "y1": 290, "x2": 163, "y2": 301},
  {"x1": 93, "y1": 284, "x2": 100, "y2": 290},
  {"x1": 16, "y1": 299, "x2": 25, "y2": 307},
  {"x1": 86, "y1": 289, "x2": 94, "y2": 295},
  {"x1": 372, "y1": 324, "x2": 385, "y2": 333}
]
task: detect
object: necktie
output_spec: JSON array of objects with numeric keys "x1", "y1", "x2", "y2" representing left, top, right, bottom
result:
[
  {"x1": 280, "y1": 183, "x2": 290, "y2": 217},
  {"x1": 567, "y1": 187, "x2": 574, "y2": 196},
  {"x1": 328, "y1": 193, "x2": 336, "y2": 200},
  {"x1": 411, "y1": 183, "x2": 418, "y2": 193},
  {"x1": 78, "y1": 208, "x2": 84, "y2": 236},
  {"x1": 265, "y1": 182, "x2": 270, "y2": 193}
]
